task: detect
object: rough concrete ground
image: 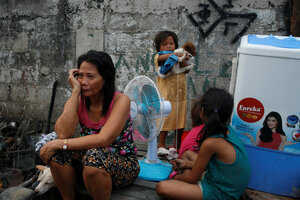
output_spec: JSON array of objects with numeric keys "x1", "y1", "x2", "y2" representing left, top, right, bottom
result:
[{"x1": 245, "y1": 189, "x2": 297, "y2": 200}]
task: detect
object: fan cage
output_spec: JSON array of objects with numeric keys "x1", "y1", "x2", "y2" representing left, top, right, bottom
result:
[{"x1": 124, "y1": 76, "x2": 165, "y2": 143}]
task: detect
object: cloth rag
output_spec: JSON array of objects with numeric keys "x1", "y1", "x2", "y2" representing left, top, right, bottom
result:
[{"x1": 35, "y1": 132, "x2": 57, "y2": 153}]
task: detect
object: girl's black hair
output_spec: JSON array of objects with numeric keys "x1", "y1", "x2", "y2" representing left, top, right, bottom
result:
[
  {"x1": 154, "y1": 31, "x2": 179, "y2": 52},
  {"x1": 77, "y1": 50, "x2": 116, "y2": 117},
  {"x1": 197, "y1": 88, "x2": 234, "y2": 146},
  {"x1": 191, "y1": 99, "x2": 203, "y2": 127},
  {"x1": 191, "y1": 99, "x2": 204, "y2": 144},
  {"x1": 259, "y1": 111, "x2": 285, "y2": 142}
]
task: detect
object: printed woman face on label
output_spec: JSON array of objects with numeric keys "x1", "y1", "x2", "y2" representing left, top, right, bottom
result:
[
  {"x1": 262, "y1": 112, "x2": 284, "y2": 135},
  {"x1": 267, "y1": 116, "x2": 278, "y2": 131}
]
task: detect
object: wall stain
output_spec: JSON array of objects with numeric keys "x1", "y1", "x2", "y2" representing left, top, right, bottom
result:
[
  {"x1": 193, "y1": 54, "x2": 213, "y2": 76},
  {"x1": 151, "y1": 53, "x2": 156, "y2": 66},
  {"x1": 187, "y1": 76, "x2": 197, "y2": 96},
  {"x1": 202, "y1": 76, "x2": 216, "y2": 93},
  {"x1": 219, "y1": 61, "x2": 231, "y2": 77}
]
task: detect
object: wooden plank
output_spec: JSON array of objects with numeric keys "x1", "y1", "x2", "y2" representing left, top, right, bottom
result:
[
  {"x1": 112, "y1": 185, "x2": 163, "y2": 200},
  {"x1": 111, "y1": 192, "x2": 144, "y2": 200},
  {"x1": 112, "y1": 142, "x2": 164, "y2": 200},
  {"x1": 245, "y1": 189, "x2": 296, "y2": 200},
  {"x1": 75, "y1": 181, "x2": 162, "y2": 200},
  {"x1": 133, "y1": 179, "x2": 158, "y2": 190}
]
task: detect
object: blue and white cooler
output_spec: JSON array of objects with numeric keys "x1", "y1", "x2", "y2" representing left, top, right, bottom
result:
[{"x1": 231, "y1": 35, "x2": 300, "y2": 198}]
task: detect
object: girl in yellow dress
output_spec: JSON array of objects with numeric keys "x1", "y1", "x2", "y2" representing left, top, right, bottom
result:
[{"x1": 154, "y1": 31, "x2": 190, "y2": 152}]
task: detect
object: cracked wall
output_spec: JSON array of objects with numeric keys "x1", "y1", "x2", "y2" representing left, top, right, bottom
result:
[{"x1": 0, "y1": 0, "x2": 290, "y2": 130}]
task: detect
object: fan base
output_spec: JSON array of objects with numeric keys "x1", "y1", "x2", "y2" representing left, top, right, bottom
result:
[{"x1": 138, "y1": 158, "x2": 172, "y2": 181}]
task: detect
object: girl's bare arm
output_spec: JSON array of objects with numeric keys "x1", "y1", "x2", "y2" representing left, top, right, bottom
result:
[
  {"x1": 157, "y1": 53, "x2": 174, "y2": 65},
  {"x1": 174, "y1": 138, "x2": 216, "y2": 184}
]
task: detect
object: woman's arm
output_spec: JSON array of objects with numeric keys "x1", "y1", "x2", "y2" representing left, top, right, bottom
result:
[
  {"x1": 40, "y1": 93, "x2": 130, "y2": 164},
  {"x1": 54, "y1": 90, "x2": 80, "y2": 139},
  {"x1": 54, "y1": 69, "x2": 81, "y2": 139},
  {"x1": 278, "y1": 135, "x2": 297, "y2": 151},
  {"x1": 59, "y1": 93, "x2": 130, "y2": 150},
  {"x1": 278, "y1": 135, "x2": 287, "y2": 151},
  {"x1": 174, "y1": 138, "x2": 216, "y2": 184},
  {"x1": 256, "y1": 130, "x2": 261, "y2": 146},
  {"x1": 240, "y1": 132, "x2": 256, "y2": 146}
]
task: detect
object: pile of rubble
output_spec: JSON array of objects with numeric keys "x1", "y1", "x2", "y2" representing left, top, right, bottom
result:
[{"x1": 0, "y1": 118, "x2": 45, "y2": 194}]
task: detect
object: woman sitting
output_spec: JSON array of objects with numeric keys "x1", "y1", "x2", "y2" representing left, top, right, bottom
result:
[{"x1": 40, "y1": 50, "x2": 140, "y2": 200}]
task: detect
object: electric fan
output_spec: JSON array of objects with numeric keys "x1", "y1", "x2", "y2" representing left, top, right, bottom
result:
[{"x1": 124, "y1": 75, "x2": 172, "y2": 181}]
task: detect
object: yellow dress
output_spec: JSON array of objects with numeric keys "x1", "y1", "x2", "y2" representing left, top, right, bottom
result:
[{"x1": 155, "y1": 54, "x2": 187, "y2": 131}]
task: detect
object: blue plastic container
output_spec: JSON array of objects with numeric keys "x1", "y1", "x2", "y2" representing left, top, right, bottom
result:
[
  {"x1": 231, "y1": 35, "x2": 300, "y2": 198},
  {"x1": 245, "y1": 144, "x2": 300, "y2": 198}
]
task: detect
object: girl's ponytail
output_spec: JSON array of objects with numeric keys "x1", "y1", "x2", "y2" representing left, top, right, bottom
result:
[{"x1": 197, "y1": 88, "x2": 234, "y2": 146}]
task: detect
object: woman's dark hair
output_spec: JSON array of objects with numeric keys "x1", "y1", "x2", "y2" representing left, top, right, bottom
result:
[
  {"x1": 154, "y1": 31, "x2": 179, "y2": 52},
  {"x1": 197, "y1": 88, "x2": 234, "y2": 146},
  {"x1": 77, "y1": 50, "x2": 115, "y2": 117},
  {"x1": 259, "y1": 111, "x2": 285, "y2": 142}
]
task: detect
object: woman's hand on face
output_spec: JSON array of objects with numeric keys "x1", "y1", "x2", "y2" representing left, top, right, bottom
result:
[
  {"x1": 39, "y1": 140, "x2": 58, "y2": 165},
  {"x1": 68, "y1": 69, "x2": 81, "y2": 91}
]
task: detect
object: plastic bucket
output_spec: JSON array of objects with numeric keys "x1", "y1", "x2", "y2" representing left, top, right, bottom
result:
[{"x1": 245, "y1": 144, "x2": 300, "y2": 198}]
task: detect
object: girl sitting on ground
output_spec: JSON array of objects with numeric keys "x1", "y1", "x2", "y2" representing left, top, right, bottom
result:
[{"x1": 156, "y1": 88, "x2": 250, "y2": 200}]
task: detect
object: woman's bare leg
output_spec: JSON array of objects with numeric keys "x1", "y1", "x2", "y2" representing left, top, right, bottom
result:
[
  {"x1": 83, "y1": 166, "x2": 112, "y2": 200},
  {"x1": 156, "y1": 179, "x2": 202, "y2": 200},
  {"x1": 50, "y1": 161, "x2": 76, "y2": 200}
]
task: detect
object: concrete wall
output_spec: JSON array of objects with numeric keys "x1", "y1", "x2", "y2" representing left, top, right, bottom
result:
[{"x1": 0, "y1": 0, "x2": 290, "y2": 130}]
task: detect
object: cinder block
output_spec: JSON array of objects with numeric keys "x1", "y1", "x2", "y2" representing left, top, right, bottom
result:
[
  {"x1": 76, "y1": 29, "x2": 104, "y2": 59},
  {"x1": 13, "y1": 32, "x2": 29, "y2": 53},
  {"x1": 0, "y1": 85, "x2": 9, "y2": 101}
]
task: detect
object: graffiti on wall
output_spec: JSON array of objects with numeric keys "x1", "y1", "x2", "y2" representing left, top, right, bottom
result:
[{"x1": 187, "y1": 0, "x2": 257, "y2": 44}]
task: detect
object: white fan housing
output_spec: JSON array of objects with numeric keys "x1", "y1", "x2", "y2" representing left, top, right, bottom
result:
[{"x1": 124, "y1": 75, "x2": 172, "y2": 181}]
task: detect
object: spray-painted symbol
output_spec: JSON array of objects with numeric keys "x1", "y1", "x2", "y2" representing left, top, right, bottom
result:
[{"x1": 187, "y1": 0, "x2": 257, "y2": 43}]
